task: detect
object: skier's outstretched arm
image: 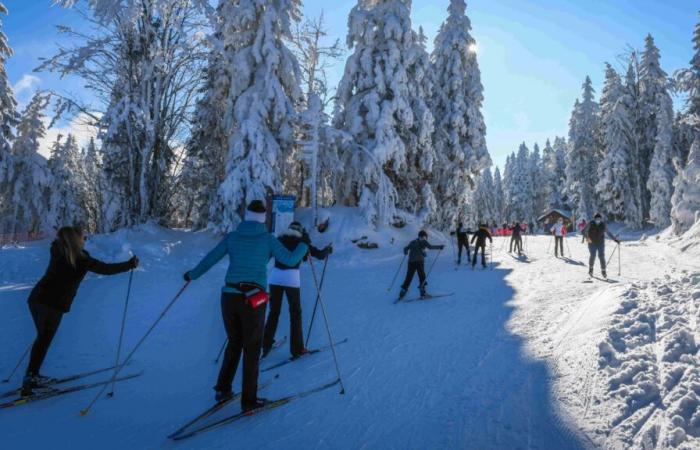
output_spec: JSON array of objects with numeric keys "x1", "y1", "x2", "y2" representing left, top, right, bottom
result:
[
  {"x1": 186, "y1": 237, "x2": 228, "y2": 280},
  {"x1": 84, "y1": 253, "x2": 137, "y2": 275},
  {"x1": 605, "y1": 227, "x2": 620, "y2": 243},
  {"x1": 270, "y1": 236, "x2": 309, "y2": 266}
]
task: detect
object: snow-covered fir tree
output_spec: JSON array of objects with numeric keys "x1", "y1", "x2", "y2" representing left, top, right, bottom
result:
[
  {"x1": 595, "y1": 63, "x2": 639, "y2": 226},
  {"x1": 208, "y1": 0, "x2": 303, "y2": 231},
  {"x1": 671, "y1": 139, "x2": 700, "y2": 233},
  {"x1": 81, "y1": 137, "x2": 102, "y2": 232},
  {"x1": 503, "y1": 144, "x2": 533, "y2": 223},
  {"x1": 530, "y1": 143, "x2": 546, "y2": 221},
  {"x1": 0, "y1": 1, "x2": 19, "y2": 232},
  {"x1": 334, "y1": 0, "x2": 431, "y2": 226},
  {"x1": 45, "y1": 0, "x2": 206, "y2": 230},
  {"x1": 565, "y1": 77, "x2": 600, "y2": 220},
  {"x1": 430, "y1": 0, "x2": 490, "y2": 228},
  {"x1": 542, "y1": 138, "x2": 566, "y2": 210},
  {"x1": 640, "y1": 35, "x2": 675, "y2": 225},
  {"x1": 493, "y1": 166, "x2": 505, "y2": 225},
  {"x1": 469, "y1": 167, "x2": 496, "y2": 226},
  {"x1": 2, "y1": 93, "x2": 52, "y2": 234},
  {"x1": 48, "y1": 134, "x2": 88, "y2": 229}
]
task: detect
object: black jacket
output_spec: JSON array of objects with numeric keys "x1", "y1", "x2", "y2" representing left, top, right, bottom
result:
[
  {"x1": 274, "y1": 229, "x2": 329, "y2": 270},
  {"x1": 510, "y1": 224, "x2": 523, "y2": 237},
  {"x1": 471, "y1": 227, "x2": 493, "y2": 247},
  {"x1": 404, "y1": 238, "x2": 441, "y2": 263},
  {"x1": 452, "y1": 227, "x2": 472, "y2": 244},
  {"x1": 583, "y1": 221, "x2": 616, "y2": 246},
  {"x1": 28, "y1": 241, "x2": 134, "y2": 313}
]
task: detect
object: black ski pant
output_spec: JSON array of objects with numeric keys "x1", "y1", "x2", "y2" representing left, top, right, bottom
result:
[
  {"x1": 510, "y1": 236, "x2": 522, "y2": 253},
  {"x1": 401, "y1": 261, "x2": 426, "y2": 293},
  {"x1": 26, "y1": 301, "x2": 64, "y2": 377},
  {"x1": 263, "y1": 285, "x2": 304, "y2": 357},
  {"x1": 472, "y1": 245, "x2": 487, "y2": 267},
  {"x1": 457, "y1": 241, "x2": 470, "y2": 264},
  {"x1": 588, "y1": 242, "x2": 606, "y2": 272},
  {"x1": 554, "y1": 236, "x2": 564, "y2": 256},
  {"x1": 216, "y1": 292, "x2": 266, "y2": 408}
]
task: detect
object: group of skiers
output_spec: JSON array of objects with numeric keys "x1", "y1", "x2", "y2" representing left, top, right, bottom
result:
[{"x1": 15, "y1": 201, "x2": 622, "y2": 417}]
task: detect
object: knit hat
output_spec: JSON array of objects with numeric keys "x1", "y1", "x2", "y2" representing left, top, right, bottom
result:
[
  {"x1": 245, "y1": 200, "x2": 267, "y2": 223},
  {"x1": 418, "y1": 230, "x2": 428, "y2": 238},
  {"x1": 289, "y1": 221, "x2": 305, "y2": 234},
  {"x1": 594, "y1": 212, "x2": 602, "y2": 219}
]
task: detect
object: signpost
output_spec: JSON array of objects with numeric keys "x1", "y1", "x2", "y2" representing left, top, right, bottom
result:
[{"x1": 269, "y1": 195, "x2": 296, "y2": 236}]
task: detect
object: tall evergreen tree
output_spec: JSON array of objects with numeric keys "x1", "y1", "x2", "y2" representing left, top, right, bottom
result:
[
  {"x1": 530, "y1": 143, "x2": 546, "y2": 220},
  {"x1": 565, "y1": 77, "x2": 600, "y2": 219},
  {"x1": 48, "y1": 134, "x2": 87, "y2": 228},
  {"x1": 493, "y1": 166, "x2": 504, "y2": 224},
  {"x1": 0, "y1": 2, "x2": 19, "y2": 232},
  {"x1": 595, "y1": 63, "x2": 639, "y2": 226},
  {"x1": 430, "y1": 0, "x2": 490, "y2": 228},
  {"x1": 671, "y1": 139, "x2": 700, "y2": 234}
]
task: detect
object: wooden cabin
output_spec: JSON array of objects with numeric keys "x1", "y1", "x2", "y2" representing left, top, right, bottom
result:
[{"x1": 537, "y1": 209, "x2": 573, "y2": 232}]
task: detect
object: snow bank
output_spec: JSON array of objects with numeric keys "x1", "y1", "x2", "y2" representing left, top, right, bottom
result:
[{"x1": 597, "y1": 272, "x2": 700, "y2": 449}]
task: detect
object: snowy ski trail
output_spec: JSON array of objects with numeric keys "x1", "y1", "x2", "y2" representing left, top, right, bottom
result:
[{"x1": 0, "y1": 224, "x2": 697, "y2": 449}]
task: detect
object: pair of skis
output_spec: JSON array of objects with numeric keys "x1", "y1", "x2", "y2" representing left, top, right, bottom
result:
[
  {"x1": 0, "y1": 371, "x2": 142, "y2": 410},
  {"x1": 261, "y1": 338, "x2": 349, "y2": 372},
  {"x1": 394, "y1": 292, "x2": 454, "y2": 304},
  {"x1": 169, "y1": 378, "x2": 341, "y2": 440}
]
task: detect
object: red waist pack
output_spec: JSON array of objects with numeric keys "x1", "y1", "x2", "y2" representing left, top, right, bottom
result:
[{"x1": 227, "y1": 282, "x2": 269, "y2": 309}]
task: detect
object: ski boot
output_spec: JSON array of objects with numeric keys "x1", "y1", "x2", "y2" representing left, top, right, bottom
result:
[
  {"x1": 291, "y1": 348, "x2": 310, "y2": 360},
  {"x1": 602, "y1": 270, "x2": 607, "y2": 279},
  {"x1": 243, "y1": 397, "x2": 270, "y2": 414},
  {"x1": 398, "y1": 288, "x2": 407, "y2": 300},
  {"x1": 588, "y1": 267, "x2": 593, "y2": 277},
  {"x1": 214, "y1": 386, "x2": 234, "y2": 403}
]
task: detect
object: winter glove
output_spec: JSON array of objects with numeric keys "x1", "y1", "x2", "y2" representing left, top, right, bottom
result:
[
  {"x1": 450, "y1": 231, "x2": 455, "y2": 236},
  {"x1": 439, "y1": 245, "x2": 445, "y2": 250},
  {"x1": 183, "y1": 271, "x2": 192, "y2": 282},
  {"x1": 325, "y1": 244, "x2": 333, "y2": 255},
  {"x1": 129, "y1": 256, "x2": 139, "y2": 269}
]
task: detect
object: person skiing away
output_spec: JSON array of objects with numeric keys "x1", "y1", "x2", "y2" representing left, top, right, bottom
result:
[
  {"x1": 528, "y1": 222, "x2": 535, "y2": 235},
  {"x1": 262, "y1": 222, "x2": 332, "y2": 359},
  {"x1": 470, "y1": 224, "x2": 493, "y2": 269},
  {"x1": 21, "y1": 226, "x2": 139, "y2": 397},
  {"x1": 398, "y1": 230, "x2": 444, "y2": 300},
  {"x1": 183, "y1": 200, "x2": 309, "y2": 411},
  {"x1": 509, "y1": 222, "x2": 524, "y2": 255},
  {"x1": 449, "y1": 222, "x2": 471, "y2": 265},
  {"x1": 551, "y1": 217, "x2": 567, "y2": 257},
  {"x1": 581, "y1": 212, "x2": 620, "y2": 279}
]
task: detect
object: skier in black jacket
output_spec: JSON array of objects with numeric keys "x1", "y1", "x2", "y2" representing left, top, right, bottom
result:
[
  {"x1": 399, "y1": 230, "x2": 444, "y2": 299},
  {"x1": 21, "y1": 226, "x2": 138, "y2": 396},
  {"x1": 449, "y1": 222, "x2": 472, "y2": 265},
  {"x1": 582, "y1": 213, "x2": 619, "y2": 278},
  {"x1": 470, "y1": 224, "x2": 493, "y2": 269},
  {"x1": 262, "y1": 222, "x2": 331, "y2": 358},
  {"x1": 509, "y1": 222, "x2": 524, "y2": 255}
]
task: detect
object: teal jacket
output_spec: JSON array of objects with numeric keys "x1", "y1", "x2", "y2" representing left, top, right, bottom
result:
[{"x1": 187, "y1": 221, "x2": 309, "y2": 294}]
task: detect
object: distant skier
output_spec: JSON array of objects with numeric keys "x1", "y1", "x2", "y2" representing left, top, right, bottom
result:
[
  {"x1": 262, "y1": 222, "x2": 332, "y2": 359},
  {"x1": 21, "y1": 226, "x2": 138, "y2": 397},
  {"x1": 470, "y1": 224, "x2": 493, "y2": 269},
  {"x1": 509, "y1": 222, "x2": 524, "y2": 255},
  {"x1": 551, "y1": 218, "x2": 567, "y2": 257},
  {"x1": 399, "y1": 230, "x2": 444, "y2": 299},
  {"x1": 581, "y1": 213, "x2": 620, "y2": 278},
  {"x1": 184, "y1": 200, "x2": 309, "y2": 411},
  {"x1": 449, "y1": 222, "x2": 471, "y2": 265}
]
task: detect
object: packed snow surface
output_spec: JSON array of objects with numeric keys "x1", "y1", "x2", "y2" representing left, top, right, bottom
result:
[{"x1": 1, "y1": 209, "x2": 699, "y2": 449}]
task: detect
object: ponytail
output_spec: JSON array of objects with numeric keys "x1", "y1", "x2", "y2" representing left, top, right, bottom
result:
[{"x1": 56, "y1": 226, "x2": 84, "y2": 268}]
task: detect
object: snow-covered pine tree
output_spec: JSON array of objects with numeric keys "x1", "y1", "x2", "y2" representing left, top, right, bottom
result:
[
  {"x1": 493, "y1": 166, "x2": 504, "y2": 224},
  {"x1": 48, "y1": 134, "x2": 88, "y2": 229},
  {"x1": 514, "y1": 142, "x2": 534, "y2": 222},
  {"x1": 640, "y1": 35, "x2": 675, "y2": 226},
  {"x1": 543, "y1": 137, "x2": 568, "y2": 210},
  {"x1": 3, "y1": 93, "x2": 52, "y2": 235},
  {"x1": 595, "y1": 63, "x2": 639, "y2": 226},
  {"x1": 430, "y1": 0, "x2": 490, "y2": 228},
  {"x1": 81, "y1": 137, "x2": 102, "y2": 232},
  {"x1": 530, "y1": 143, "x2": 546, "y2": 222},
  {"x1": 671, "y1": 139, "x2": 700, "y2": 233},
  {"x1": 469, "y1": 167, "x2": 495, "y2": 225},
  {"x1": 0, "y1": 1, "x2": 19, "y2": 232},
  {"x1": 565, "y1": 77, "x2": 600, "y2": 220},
  {"x1": 208, "y1": 0, "x2": 303, "y2": 230},
  {"x1": 502, "y1": 153, "x2": 515, "y2": 221},
  {"x1": 44, "y1": 0, "x2": 206, "y2": 230},
  {"x1": 673, "y1": 112, "x2": 694, "y2": 170},
  {"x1": 334, "y1": 0, "x2": 426, "y2": 226}
]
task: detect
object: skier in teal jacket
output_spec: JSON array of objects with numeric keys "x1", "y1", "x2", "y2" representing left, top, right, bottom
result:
[{"x1": 184, "y1": 200, "x2": 309, "y2": 411}]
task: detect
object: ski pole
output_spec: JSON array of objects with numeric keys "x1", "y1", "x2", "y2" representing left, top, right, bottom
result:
[
  {"x1": 547, "y1": 235, "x2": 553, "y2": 254},
  {"x1": 565, "y1": 236, "x2": 572, "y2": 258},
  {"x1": 489, "y1": 241, "x2": 493, "y2": 270},
  {"x1": 606, "y1": 244, "x2": 619, "y2": 269},
  {"x1": 425, "y1": 248, "x2": 443, "y2": 281},
  {"x1": 618, "y1": 242, "x2": 621, "y2": 276},
  {"x1": 386, "y1": 254, "x2": 407, "y2": 292},
  {"x1": 107, "y1": 269, "x2": 134, "y2": 398},
  {"x1": 214, "y1": 338, "x2": 227, "y2": 364},
  {"x1": 2, "y1": 343, "x2": 31, "y2": 383},
  {"x1": 308, "y1": 258, "x2": 346, "y2": 394},
  {"x1": 305, "y1": 254, "x2": 329, "y2": 348},
  {"x1": 450, "y1": 236, "x2": 457, "y2": 264},
  {"x1": 80, "y1": 281, "x2": 190, "y2": 416}
]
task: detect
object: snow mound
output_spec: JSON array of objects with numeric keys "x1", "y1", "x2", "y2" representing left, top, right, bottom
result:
[{"x1": 597, "y1": 273, "x2": 700, "y2": 448}]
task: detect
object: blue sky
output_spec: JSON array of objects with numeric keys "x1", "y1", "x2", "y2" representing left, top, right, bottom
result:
[{"x1": 3, "y1": 0, "x2": 698, "y2": 168}]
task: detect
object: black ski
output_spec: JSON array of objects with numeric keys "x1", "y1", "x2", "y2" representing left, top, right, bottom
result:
[
  {"x1": 167, "y1": 379, "x2": 275, "y2": 439},
  {"x1": 402, "y1": 293, "x2": 454, "y2": 303},
  {"x1": 0, "y1": 372, "x2": 142, "y2": 410},
  {"x1": 170, "y1": 379, "x2": 341, "y2": 441},
  {"x1": 261, "y1": 338, "x2": 349, "y2": 373},
  {"x1": 0, "y1": 365, "x2": 120, "y2": 399}
]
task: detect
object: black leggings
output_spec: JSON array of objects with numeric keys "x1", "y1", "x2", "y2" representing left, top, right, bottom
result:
[
  {"x1": 263, "y1": 285, "x2": 304, "y2": 356},
  {"x1": 401, "y1": 261, "x2": 426, "y2": 292},
  {"x1": 217, "y1": 292, "x2": 266, "y2": 407},
  {"x1": 26, "y1": 301, "x2": 64, "y2": 376},
  {"x1": 554, "y1": 236, "x2": 564, "y2": 256},
  {"x1": 472, "y1": 245, "x2": 487, "y2": 267},
  {"x1": 457, "y1": 241, "x2": 470, "y2": 263}
]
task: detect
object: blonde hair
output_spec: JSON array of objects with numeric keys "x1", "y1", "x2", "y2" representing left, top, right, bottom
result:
[{"x1": 56, "y1": 226, "x2": 84, "y2": 268}]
